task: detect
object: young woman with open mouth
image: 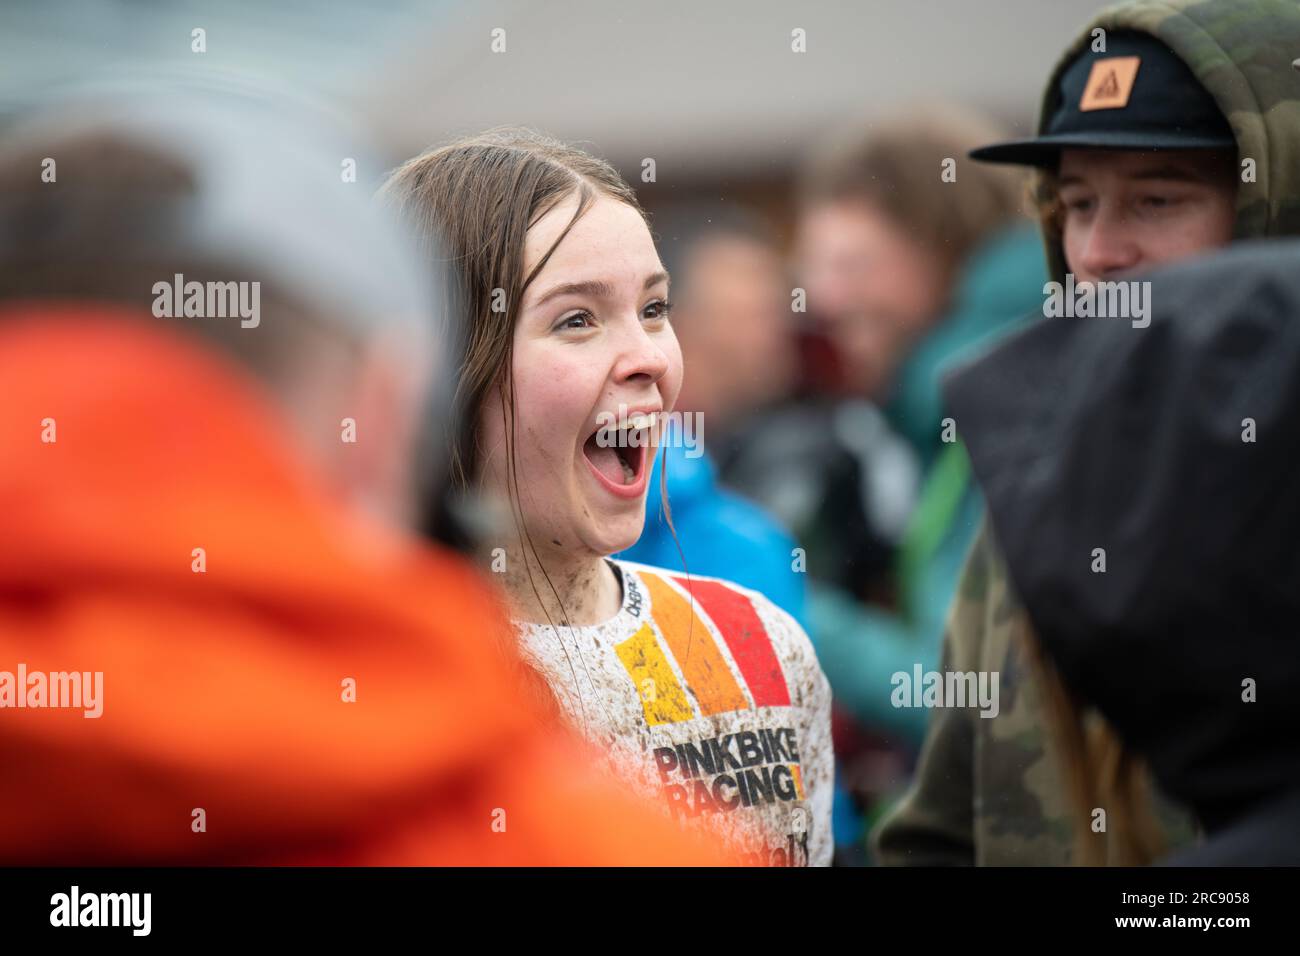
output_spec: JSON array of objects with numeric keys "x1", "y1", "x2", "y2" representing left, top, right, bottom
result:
[{"x1": 382, "y1": 129, "x2": 833, "y2": 866}]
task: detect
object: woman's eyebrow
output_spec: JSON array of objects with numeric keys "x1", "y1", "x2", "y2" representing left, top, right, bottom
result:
[
  {"x1": 532, "y1": 271, "x2": 670, "y2": 308},
  {"x1": 533, "y1": 279, "x2": 616, "y2": 307}
]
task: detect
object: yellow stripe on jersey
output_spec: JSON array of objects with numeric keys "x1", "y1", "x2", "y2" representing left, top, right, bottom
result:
[{"x1": 615, "y1": 622, "x2": 695, "y2": 725}]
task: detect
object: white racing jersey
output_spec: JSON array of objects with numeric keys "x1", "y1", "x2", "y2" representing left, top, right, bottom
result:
[{"x1": 514, "y1": 559, "x2": 834, "y2": 866}]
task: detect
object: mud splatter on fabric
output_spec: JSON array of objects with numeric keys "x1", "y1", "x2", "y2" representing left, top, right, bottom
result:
[{"x1": 515, "y1": 559, "x2": 834, "y2": 866}]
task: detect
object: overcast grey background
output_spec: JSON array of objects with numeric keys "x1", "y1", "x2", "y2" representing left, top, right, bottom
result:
[{"x1": 2, "y1": 0, "x2": 1109, "y2": 181}]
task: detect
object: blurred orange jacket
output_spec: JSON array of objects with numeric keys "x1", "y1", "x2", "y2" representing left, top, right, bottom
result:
[{"x1": 0, "y1": 305, "x2": 734, "y2": 866}]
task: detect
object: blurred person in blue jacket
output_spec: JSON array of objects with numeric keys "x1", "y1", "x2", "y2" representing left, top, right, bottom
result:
[
  {"x1": 620, "y1": 423, "x2": 806, "y2": 628},
  {"x1": 618, "y1": 203, "x2": 807, "y2": 628}
]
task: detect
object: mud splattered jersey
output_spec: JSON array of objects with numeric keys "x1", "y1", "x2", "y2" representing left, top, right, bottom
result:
[{"x1": 514, "y1": 560, "x2": 834, "y2": 866}]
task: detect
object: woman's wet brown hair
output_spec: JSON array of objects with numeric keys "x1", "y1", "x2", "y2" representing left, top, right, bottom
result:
[{"x1": 379, "y1": 127, "x2": 647, "y2": 492}]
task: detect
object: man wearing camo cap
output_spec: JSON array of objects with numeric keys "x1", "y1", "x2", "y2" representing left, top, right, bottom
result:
[{"x1": 876, "y1": 0, "x2": 1300, "y2": 865}]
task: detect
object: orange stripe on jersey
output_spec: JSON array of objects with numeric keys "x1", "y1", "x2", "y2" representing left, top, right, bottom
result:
[
  {"x1": 670, "y1": 576, "x2": 790, "y2": 708},
  {"x1": 639, "y1": 571, "x2": 750, "y2": 716},
  {"x1": 614, "y1": 622, "x2": 695, "y2": 725}
]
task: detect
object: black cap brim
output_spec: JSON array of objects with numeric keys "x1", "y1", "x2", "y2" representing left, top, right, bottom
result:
[{"x1": 970, "y1": 129, "x2": 1237, "y2": 167}]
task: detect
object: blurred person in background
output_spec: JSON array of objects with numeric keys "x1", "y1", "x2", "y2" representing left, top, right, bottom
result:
[
  {"x1": 382, "y1": 129, "x2": 834, "y2": 866},
  {"x1": 0, "y1": 83, "x2": 729, "y2": 866},
  {"x1": 725, "y1": 111, "x2": 1042, "y2": 613},
  {"x1": 945, "y1": 239, "x2": 1300, "y2": 865},
  {"x1": 794, "y1": 110, "x2": 1044, "y2": 742},
  {"x1": 618, "y1": 202, "x2": 807, "y2": 627},
  {"x1": 876, "y1": 0, "x2": 1300, "y2": 865},
  {"x1": 651, "y1": 203, "x2": 798, "y2": 451},
  {"x1": 726, "y1": 109, "x2": 1045, "y2": 858}
]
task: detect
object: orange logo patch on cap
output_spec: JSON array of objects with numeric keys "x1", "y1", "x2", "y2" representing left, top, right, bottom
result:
[{"x1": 1079, "y1": 56, "x2": 1141, "y2": 111}]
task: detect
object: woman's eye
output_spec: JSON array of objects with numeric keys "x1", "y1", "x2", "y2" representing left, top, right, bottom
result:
[
  {"x1": 1063, "y1": 196, "x2": 1094, "y2": 215},
  {"x1": 642, "y1": 299, "x2": 674, "y2": 321},
  {"x1": 555, "y1": 310, "x2": 594, "y2": 331}
]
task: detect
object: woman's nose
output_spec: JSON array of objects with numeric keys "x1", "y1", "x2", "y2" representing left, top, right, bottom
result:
[{"x1": 613, "y1": 316, "x2": 671, "y2": 384}]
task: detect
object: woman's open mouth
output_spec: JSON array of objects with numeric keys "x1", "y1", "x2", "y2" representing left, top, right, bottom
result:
[{"x1": 581, "y1": 411, "x2": 658, "y2": 499}]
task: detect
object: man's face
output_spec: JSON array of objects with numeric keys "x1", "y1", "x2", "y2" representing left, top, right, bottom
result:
[{"x1": 1058, "y1": 148, "x2": 1238, "y2": 284}]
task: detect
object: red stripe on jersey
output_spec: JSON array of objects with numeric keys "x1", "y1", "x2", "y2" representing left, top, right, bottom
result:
[{"x1": 669, "y1": 576, "x2": 790, "y2": 708}]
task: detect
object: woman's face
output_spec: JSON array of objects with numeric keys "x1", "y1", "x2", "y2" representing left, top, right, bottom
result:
[{"x1": 478, "y1": 191, "x2": 682, "y2": 559}]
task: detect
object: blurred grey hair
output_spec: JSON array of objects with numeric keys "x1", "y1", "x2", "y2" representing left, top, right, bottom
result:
[{"x1": 0, "y1": 76, "x2": 454, "y2": 514}]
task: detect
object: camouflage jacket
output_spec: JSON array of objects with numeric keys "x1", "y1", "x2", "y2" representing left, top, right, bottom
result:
[
  {"x1": 873, "y1": 523, "x2": 1076, "y2": 864},
  {"x1": 873, "y1": 522, "x2": 1202, "y2": 864},
  {"x1": 874, "y1": 0, "x2": 1300, "y2": 865}
]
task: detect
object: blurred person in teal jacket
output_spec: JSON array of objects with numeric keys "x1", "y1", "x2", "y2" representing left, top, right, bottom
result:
[
  {"x1": 769, "y1": 112, "x2": 1046, "y2": 860},
  {"x1": 791, "y1": 111, "x2": 1046, "y2": 747},
  {"x1": 807, "y1": 222, "x2": 1045, "y2": 745}
]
